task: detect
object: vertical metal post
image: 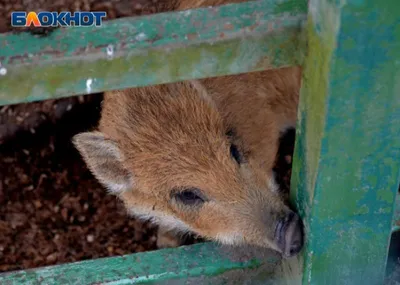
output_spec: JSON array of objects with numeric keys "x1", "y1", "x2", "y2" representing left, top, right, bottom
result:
[{"x1": 290, "y1": 0, "x2": 400, "y2": 284}]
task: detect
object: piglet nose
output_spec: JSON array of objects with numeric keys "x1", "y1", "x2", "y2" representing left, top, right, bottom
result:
[{"x1": 275, "y1": 211, "x2": 304, "y2": 257}]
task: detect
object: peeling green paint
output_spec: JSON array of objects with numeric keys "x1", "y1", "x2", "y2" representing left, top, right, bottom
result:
[
  {"x1": 0, "y1": 243, "x2": 281, "y2": 284},
  {"x1": 377, "y1": 188, "x2": 395, "y2": 204},
  {"x1": 290, "y1": 0, "x2": 400, "y2": 284},
  {"x1": 355, "y1": 204, "x2": 370, "y2": 215},
  {"x1": 0, "y1": 0, "x2": 306, "y2": 106},
  {"x1": 290, "y1": 5, "x2": 338, "y2": 223}
]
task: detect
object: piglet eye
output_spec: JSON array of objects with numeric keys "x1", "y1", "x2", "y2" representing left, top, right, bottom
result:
[
  {"x1": 230, "y1": 143, "x2": 242, "y2": 164},
  {"x1": 174, "y1": 188, "x2": 205, "y2": 206}
]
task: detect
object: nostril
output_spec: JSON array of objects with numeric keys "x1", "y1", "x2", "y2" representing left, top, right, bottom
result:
[
  {"x1": 285, "y1": 213, "x2": 304, "y2": 257},
  {"x1": 284, "y1": 212, "x2": 295, "y2": 224},
  {"x1": 275, "y1": 212, "x2": 295, "y2": 240},
  {"x1": 289, "y1": 238, "x2": 302, "y2": 256},
  {"x1": 275, "y1": 212, "x2": 304, "y2": 257}
]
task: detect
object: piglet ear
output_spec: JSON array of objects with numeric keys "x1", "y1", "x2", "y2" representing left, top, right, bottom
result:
[{"x1": 72, "y1": 131, "x2": 134, "y2": 194}]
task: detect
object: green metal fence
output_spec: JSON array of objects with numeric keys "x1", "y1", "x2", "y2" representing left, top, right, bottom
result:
[{"x1": 0, "y1": 0, "x2": 399, "y2": 284}]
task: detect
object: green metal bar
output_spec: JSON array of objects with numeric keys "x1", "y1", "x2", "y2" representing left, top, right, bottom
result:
[
  {"x1": 0, "y1": 0, "x2": 306, "y2": 106},
  {"x1": 0, "y1": 242, "x2": 282, "y2": 284},
  {"x1": 290, "y1": 0, "x2": 400, "y2": 284},
  {"x1": 393, "y1": 192, "x2": 400, "y2": 233}
]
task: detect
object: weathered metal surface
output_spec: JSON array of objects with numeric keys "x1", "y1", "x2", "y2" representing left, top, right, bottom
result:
[
  {"x1": 393, "y1": 192, "x2": 400, "y2": 233},
  {"x1": 290, "y1": 0, "x2": 400, "y2": 284},
  {"x1": 0, "y1": 243, "x2": 282, "y2": 284},
  {"x1": 0, "y1": 0, "x2": 306, "y2": 106}
]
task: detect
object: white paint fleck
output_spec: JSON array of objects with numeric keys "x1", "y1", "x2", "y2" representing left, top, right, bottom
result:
[
  {"x1": 184, "y1": 10, "x2": 191, "y2": 16},
  {"x1": 307, "y1": 250, "x2": 314, "y2": 283},
  {"x1": 86, "y1": 78, "x2": 93, "y2": 93},
  {"x1": 106, "y1": 44, "x2": 114, "y2": 58},
  {"x1": 0, "y1": 62, "x2": 6, "y2": 76},
  {"x1": 135, "y1": 32, "x2": 147, "y2": 41}
]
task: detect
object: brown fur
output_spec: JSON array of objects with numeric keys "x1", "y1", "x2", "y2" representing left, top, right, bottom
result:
[{"x1": 73, "y1": 0, "x2": 302, "y2": 254}]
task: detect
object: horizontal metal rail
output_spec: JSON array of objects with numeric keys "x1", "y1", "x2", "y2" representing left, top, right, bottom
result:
[
  {"x1": 0, "y1": 243, "x2": 283, "y2": 284},
  {"x1": 0, "y1": 0, "x2": 306, "y2": 106}
]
